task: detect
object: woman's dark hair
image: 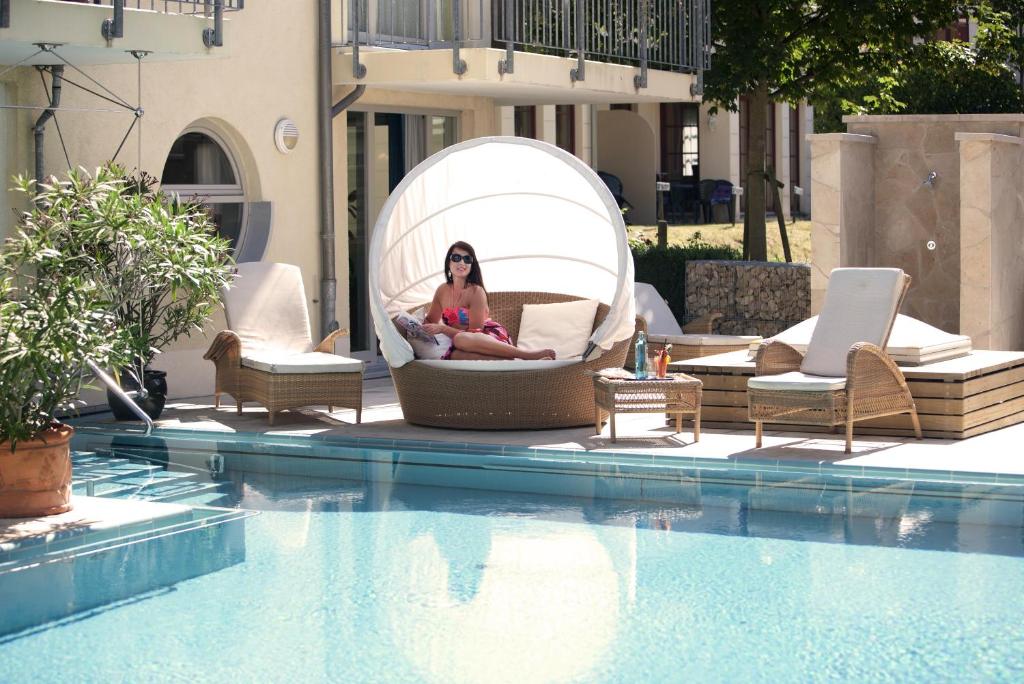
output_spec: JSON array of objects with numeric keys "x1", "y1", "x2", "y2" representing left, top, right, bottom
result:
[{"x1": 444, "y1": 241, "x2": 485, "y2": 290}]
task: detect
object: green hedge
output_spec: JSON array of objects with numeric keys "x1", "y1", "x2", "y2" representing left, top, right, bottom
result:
[{"x1": 631, "y1": 238, "x2": 741, "y2": 323}]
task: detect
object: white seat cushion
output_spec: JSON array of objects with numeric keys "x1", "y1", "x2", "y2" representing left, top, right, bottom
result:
[
  {"x1": 748, "y1": 371, "x2": 847, "y2": 392},
  {"x1": 650, "y1": 333, "x2": 763, "y2": 347},
  {"x1": 516, "y1": 299, "x2": 600, "y2": 360},
  {"x1": 801, "y1": 268, "x2": 905, "y2": 377},
  {"x1": 418, "y1": 358, "x2": 581, "y2": 372},
  {"x1": 242, "y1": 352, "x2": 364, "y2": 374}
]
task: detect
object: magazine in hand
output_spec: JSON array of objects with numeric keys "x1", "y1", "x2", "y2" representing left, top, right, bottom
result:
[{"x1": 394, "y1": 311, "x2": 438, "y2": 345}]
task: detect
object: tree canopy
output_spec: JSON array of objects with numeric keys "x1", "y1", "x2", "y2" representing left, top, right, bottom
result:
[
  {"x1": 815, "y1": 1, "x2": 1024, "y2": 129},
  {"x1": 703, "y1": 0, "x2": 966, "y2": 262}
]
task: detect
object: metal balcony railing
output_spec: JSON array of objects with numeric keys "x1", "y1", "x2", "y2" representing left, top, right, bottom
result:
[
  {"x1": 63, "y1": 1, "x2": 245, "y2": 13},
  {"x1": 1, "y1": 1, "x2": 245, "y2": 32},
  {"x1": 341, "y1": 0, "x2": 711, "y2": 76}
]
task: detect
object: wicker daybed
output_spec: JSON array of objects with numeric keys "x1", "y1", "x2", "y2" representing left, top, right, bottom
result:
[
  {"x1": 392, "y1": 292, "x2": 633, "y2": 429},
  {"x1": 369, "y1": 137, "x2": 638, "y2": 430}
]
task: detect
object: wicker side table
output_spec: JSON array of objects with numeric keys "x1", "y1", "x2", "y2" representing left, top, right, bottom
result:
[{"x1": 591, "y1": 372, "x2": 703, "y2": 443}]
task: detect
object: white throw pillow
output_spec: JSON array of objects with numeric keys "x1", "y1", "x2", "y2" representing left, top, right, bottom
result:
[{"x1": 517, "y1": 299, "x2": 600, "y2": 360}]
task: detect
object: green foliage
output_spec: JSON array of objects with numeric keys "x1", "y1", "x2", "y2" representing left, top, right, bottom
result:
[
  {"x1": 703, "y1": 1, "x2": 963, "y2": 258},
  {"x1": 0, "y1": 182, "x2": 119, "y2": 446},
  {"x1": 895, "y1": 41, "x2": 1024, "y2": 114},
  {"x1": 19, "y1": 165, "x2": 235, "y2": 387},
  {"x1": 704, "y1": 1, "x2": 960, "y2": 111},
  {"x1": 815, "y1": 3, "x2": 1023, "y2": 126},
  {"x1": 631, "y1": 236, "x2": 741, "y2": 323}
]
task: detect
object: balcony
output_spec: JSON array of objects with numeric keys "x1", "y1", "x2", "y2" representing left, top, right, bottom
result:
[
  {"x1": 334, "y1": 0, "x2": 710, "y2": 104},
  {"x1": 0, "y1": 0, "x2": 245, "y2": 66}
]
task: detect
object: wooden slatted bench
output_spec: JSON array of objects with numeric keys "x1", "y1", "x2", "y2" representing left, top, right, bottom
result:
[{"x1": 670, "y1": 350, "x2": 1024, "y2": 440}]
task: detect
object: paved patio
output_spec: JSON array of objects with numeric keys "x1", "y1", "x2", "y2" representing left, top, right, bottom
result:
[{"x1": 94, "y1": 376, "x2": 1024, "y2": 480}]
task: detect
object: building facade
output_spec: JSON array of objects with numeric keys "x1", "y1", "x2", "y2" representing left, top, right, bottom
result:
[{"x1": 1, "y1": 0, "x2": 811, "y2": 400}]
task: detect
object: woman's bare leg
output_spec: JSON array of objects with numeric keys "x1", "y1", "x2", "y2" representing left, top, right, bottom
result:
[{"x1": 451, "y1": 332, "x2": 554, "y2": 360}]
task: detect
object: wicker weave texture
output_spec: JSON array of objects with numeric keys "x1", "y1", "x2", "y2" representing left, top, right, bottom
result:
[
  {"x1": 746, "y1": 274, "x2": 921, "y2": 453},
  {"x1": 592, "y1": 373, "x2": 702, "y2": 442},
  {"x1": 593, "y1": 376, "x2": 702, "y2": 414},
  {"x1": 625, "y1": 312, "x2": 733, "y2": 368},
  {"x1": 205, "y1": 330, "x2": 363, "y2": 425},
  {"x1": 391, "y1": 292, "x2": 632, "y2": 429}
]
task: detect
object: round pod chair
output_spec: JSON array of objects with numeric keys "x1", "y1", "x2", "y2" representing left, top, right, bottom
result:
[{"x1": 369, "y1": 137, "x2": 636, "y2": 429}]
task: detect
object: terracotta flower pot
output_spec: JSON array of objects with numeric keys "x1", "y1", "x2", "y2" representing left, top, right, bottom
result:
[{"x1": 0, "y1": 424, "x2": 74, "y2": 518}]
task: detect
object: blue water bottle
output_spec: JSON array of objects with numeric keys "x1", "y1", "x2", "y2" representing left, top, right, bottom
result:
[{"x1": 635, "y1": 330, "x2": 647, "y2": 379}]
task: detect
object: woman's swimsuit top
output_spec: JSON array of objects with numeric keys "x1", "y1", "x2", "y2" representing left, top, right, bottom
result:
[{"x1": 442, "y1": 306, "x2": 471, "y2": 327}]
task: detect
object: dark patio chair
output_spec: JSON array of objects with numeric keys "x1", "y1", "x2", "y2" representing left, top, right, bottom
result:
[
  {"x1": 699, "y1": 179, "x2": 736, "y2": 224},
  {"x1": 668, "y1": 181, "x2": 702, "y2": 223},
  {"x1": 597, "y1": 171, "x2": 633, "y2": 223}
]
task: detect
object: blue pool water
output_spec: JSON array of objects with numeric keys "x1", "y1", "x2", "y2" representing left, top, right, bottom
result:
[{"x1": 2, "y1": 434, "x2": 1024, "y2": 682}]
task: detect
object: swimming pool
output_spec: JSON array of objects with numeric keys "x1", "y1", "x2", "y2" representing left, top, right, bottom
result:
[{"x1": 2, "y1": 429, "x2": 1023, "y2": 682}]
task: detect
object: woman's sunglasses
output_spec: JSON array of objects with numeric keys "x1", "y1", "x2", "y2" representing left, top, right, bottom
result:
[{"x1": 450, "y1": 254, "x2": 474, "y2": 264}]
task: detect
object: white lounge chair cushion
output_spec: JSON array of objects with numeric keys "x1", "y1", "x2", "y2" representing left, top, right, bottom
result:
[
  {"x1": 650, "y1": 333, "x2": 763, "y2": 347},
  {"x1": 242, "y1": 352, "x2": 364, "y2": 374},
  {"x1": 634, "y1": 282, "x2": 684, "y2": 337},
  {"x1": 748, "y1": 371, "x2": 847, "y2": 392},
  {"x1": 763, "y1": 314, "x2": 971, "y2": 366},
  {"x1": 418, "y1": 358, "x2": 581, "y2": 371},
  {"x1": 516, "y1": 299, "x2": 600, "y2": 360},
  {"x1": 224, "y1": 262, "x2": 314, "y2": 356},
  {"x1": 801, "y1": 268, "x2": 905, "y2": 377}
]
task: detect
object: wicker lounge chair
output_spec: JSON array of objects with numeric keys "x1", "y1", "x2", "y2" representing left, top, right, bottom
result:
[
  {"x1": 747, "y1": 268, "x2": 922, "y2": 453},
  {"x1": 204, "y1": 262, "x2": 364, "y2": 425},
  {"x1": 626, "y1": 282, "x2": 762, "y2": 367}
]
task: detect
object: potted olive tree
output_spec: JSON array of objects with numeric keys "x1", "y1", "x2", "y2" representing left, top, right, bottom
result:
[
  {"x1": 25, "y1": 165, "x2": 234, "y2": 420},
  {"x1": 0, "y1": 191, "x2": 119, "y2": 517}
]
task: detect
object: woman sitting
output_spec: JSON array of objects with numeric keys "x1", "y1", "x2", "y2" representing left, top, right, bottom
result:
[{"x1": 422, "y1": 241, "x2": 555, "y2": 361}]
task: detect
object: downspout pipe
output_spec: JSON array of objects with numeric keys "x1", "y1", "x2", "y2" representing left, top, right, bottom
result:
[
  {"x1": 317, "y1": 0, "x2": 339, "y2": 339},
  {"x1": 318, "y1": 0, "x2": 365, "y2": 340},
  {"x1": 331, "y1": 84, "x2": 365, "y2": 119},
  {"x1": 34, "y1": 65, "x2": 64, "y2": 185}
]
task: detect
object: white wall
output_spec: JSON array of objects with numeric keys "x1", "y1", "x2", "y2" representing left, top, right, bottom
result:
[
  {"x1": 698, "y1": 103, "x2": 736, "y2": 184},
  {"x1": 595, "y1": 109, "x2": 656, "y2": 224},
  {"x1": 800, "y1": 103, "x2": 814, "y2": 215},
  {"x1": 6, "y1": 4, "x2": 323, "y2": 402},
  {"x1": 776, "y1": 103, "x2": 791, "y2": 219}
]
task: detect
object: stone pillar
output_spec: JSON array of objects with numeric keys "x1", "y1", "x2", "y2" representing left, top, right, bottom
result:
[
  {"x1": 806, "y1": 133, "x2": 876, "y2": 313},
  {"x1": 956, "y1": 132, "x2": 1024, "y2": 350},
  {"x1": 539, "y1": 105, "x2": 556, "y2": 145},
  {"x1": 577, "y1": 105, "x2": 592, "y2": 165},
  {"x1": 498, "y1": 106, "x2": 515, "y2": 137}
]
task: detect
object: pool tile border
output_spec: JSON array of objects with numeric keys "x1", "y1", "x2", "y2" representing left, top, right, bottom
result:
[{"x1": 70, "y1": 421, "x2": 1024, "y2": 492}]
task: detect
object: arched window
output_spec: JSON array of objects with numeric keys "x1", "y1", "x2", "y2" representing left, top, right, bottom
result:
[{"x1": 160, "y1": 130, "x2": 245, "y2": 249}]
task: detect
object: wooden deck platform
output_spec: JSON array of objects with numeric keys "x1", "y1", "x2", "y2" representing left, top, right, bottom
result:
[{"x1": 671, "y1": 350, "x2": 1024, "y2": 439}]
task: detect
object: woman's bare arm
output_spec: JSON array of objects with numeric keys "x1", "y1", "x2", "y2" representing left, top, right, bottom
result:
[
  {"x1": 466, "y1": 286, "x2": 488, "y2": 330},
  {"x1": 424, "y1": 285, "x2": 444, "y2": 324}
]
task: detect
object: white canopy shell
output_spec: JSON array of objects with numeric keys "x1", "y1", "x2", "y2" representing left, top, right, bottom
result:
[{"x1": 369, "y1": 137, "x2": 636, "y2": 368}]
